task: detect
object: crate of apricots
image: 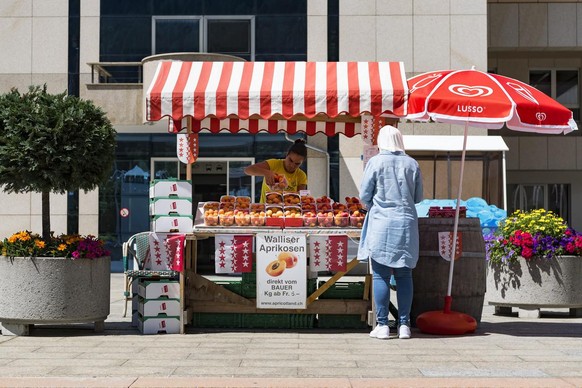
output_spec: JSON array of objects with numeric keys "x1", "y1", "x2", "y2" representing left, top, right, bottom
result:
[
  {"x1": 235, "y1": 196, "x2": 251, "y2": 210},
  {"x1": 265, "y1": 192, "x2": 283, "y2": 205},
  {"x1": 346, "y1": 197, "x2": 365, "y2": 227},
  {"x1": 299, "y1": 195, "x2": 316, "y2": 227},
  {"x1": 283, "y1": 205, "x2": 303, "y2": 227},
  {"x1": 218, "y1": 205, "x2": 235, "y2": 226},
  {"x1": 218, "y1": 196, "x2": 235, "y2": 226},
  {"x1": 302, "y1": 209, "x2": 317, "y2": 227},
  {"x1": 249, "y1": 203, "x2": 266, "y2": 226},
  {"x1": 283, "y1": 192, "x2": 300, "y2": 206},
  {"x1": 203, "y1": 201, "x2": 220, "y2": 226},
  {"x1": 317, "y1": 202, "x2": 349, "y2": 227},
  {"x1": 234, "y1": 210, "x2": 251, "y2": 226},
  {"x1": 315, "y1": 195, "x2": 332, "y2": 213},
  {"x1": 265, "y1": 205, "x2": 285, "y2": 227},
  {"x1": 349, "y1": 208, "x2": 365, "y2": 227},
  {"x1": 332, "y1": 208, "x2": 350, "y2": 227}
]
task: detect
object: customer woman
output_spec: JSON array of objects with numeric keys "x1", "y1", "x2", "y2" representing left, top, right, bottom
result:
[
  {"x1": 244, "y1": 139, "x2": 308, "y2": 203},
  {"x1": 357, "y1": 125, "x2": 423, "y2": 340}
]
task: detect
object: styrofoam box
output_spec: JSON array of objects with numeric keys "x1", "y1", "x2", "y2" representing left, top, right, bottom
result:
[
  {"x1": 149, "y1": 197, "x2": 192, "y2": 216},
  {"x1": 138, "y1": 279, "x2": 180, "y2": 299},
  {"x1": 138, "y1": 315, "x2": 181, "y2": 335},
  {"x1": 138, "y1": 297, "x2": 181, "y2": 317},
  {"x1": 150, "y1": 215, "x2": 193, "y2": 233},
  {"x1": 149, "y1": 180, "x2": 192, "y2": 199}
]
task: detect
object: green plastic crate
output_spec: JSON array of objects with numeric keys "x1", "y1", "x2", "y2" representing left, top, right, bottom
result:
[
  {"x1": 307, "y1": 278, "x2": 317, "y2": 294},
  {"x1": 241, "y1": 262, "x2": 256, "y2": 284},
  {"x1": 191, "y1": 313, "x2": 242, "y2": 328},
  {"x1": 241, "y1": 313, "x2": 315, "y2": 329},
  {"x1": 214, "y1": 280, "x2": 242, "y2": 296},
  {"x1": 240, "y1": 283, "x2": 256, "y2": 298},
  {"x1": 318, "y1": 281, "x2": 366, "y2": 299},
  {"x1": 289, "y1": 314, "x2": 316, "y2": 329},
  {"x1": 317, "y1": 314, "x2": 369, "y2": 329}
]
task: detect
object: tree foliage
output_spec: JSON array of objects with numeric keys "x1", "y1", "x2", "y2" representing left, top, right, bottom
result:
[
  {"x1": 0, "y1": 85, "x2": 116, "y2": 194},
  {"x1": 0, "y1": 85, "x2": 116, "y2": 237}
]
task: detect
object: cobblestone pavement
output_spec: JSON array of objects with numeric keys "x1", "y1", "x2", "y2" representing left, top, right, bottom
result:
[{"x1": 0, "y1": 273, "x2": 581, "y2": 387}]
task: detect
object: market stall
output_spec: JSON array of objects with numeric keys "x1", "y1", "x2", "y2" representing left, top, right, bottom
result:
[{"x1": 144, "y1": 59, "x2": 409, "y2": 332}]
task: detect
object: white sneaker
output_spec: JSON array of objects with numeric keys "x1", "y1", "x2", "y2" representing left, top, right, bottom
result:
[
  {"x1": 398, "y1": 325, "x2": 411, "y2": 339},
  {"x1": 369, "y1": 325, "x2": 390, "y2": 339}
]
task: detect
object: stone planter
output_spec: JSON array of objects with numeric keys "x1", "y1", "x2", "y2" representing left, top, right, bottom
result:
[
  {"x1": 0, "y1": 256, "x2": 111, "y2": 335},
  {"x1": 486, "y1": 255, "x2": 582, "y2": 318}
]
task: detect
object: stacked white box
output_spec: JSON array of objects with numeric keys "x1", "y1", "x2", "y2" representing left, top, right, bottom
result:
[
  {"x1": 149, "y1": 180, "x2": 192, "y2": 198},
  {"x1": 149, "y1": 179, "x2": 193, "y2": 233},
  {"x1": 149, "y1": 197, "x2": 192, "y2": 216},
  {"x1": 150, "y1": 215, "x2": 193, "y2": 233},
  {"x1": 138, "y1": 315, "x2": 181, "y2": 335},
  {"x1": 138, "y1": 279, "x2": 180, "y2": 299},
  {"x1": 138, "y1": 297, "x2": 180, "y2": 317},
  {"x1": 137, "y1": 279, "x2": 181, "y2": 335},
  {"x1": 140, "y1": 179, "x2": 190, "y2": 334}
]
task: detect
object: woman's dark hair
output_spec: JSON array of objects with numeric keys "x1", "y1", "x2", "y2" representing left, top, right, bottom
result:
[{"x1": 287, "y1": 139, "x2": 307, "y2": 158}]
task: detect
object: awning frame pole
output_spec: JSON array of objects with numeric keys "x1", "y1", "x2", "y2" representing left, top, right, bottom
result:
[{"x1": 186, "y1": 117, "x2": 192, "y2": 181}]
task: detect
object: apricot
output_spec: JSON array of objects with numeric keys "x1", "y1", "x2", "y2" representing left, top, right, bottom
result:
[
  {"x1": 278, "y1": 251, "x2": 298, "y2": 269},
  {"x1": 266, "y1": 259, "x2": 286, "y2": 277}
]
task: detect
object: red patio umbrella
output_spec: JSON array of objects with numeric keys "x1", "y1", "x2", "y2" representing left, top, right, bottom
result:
[{"x1": 405, "y1": 67, "x2": 577, "y2": 335}]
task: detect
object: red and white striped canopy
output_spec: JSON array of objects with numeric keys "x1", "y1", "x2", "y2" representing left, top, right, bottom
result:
[
  {"x1": 146, "y1": 61, "x2": 408, "y2": 135},
  {"x1": 190, "y1": 117, "x2": 360, "y2": 137}
]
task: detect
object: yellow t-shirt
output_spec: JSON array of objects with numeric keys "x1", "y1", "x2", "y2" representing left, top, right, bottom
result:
[{"x1": 259, "y1": 159, "x2": 307, "y2": 203}]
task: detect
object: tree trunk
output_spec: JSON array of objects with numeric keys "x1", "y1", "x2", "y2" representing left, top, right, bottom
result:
[{"x1": 42, "y1": 190, "x2": 50, "y2": 240}]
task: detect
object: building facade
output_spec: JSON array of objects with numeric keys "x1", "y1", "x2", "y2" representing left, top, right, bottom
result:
[{"x1": 0, "y1": 1, "x2": 580, "y2": 263}]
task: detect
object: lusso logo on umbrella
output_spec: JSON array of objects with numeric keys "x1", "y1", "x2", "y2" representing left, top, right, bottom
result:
[{"x1": 448, "y1": 84, "x2": 493, "y2": 97}]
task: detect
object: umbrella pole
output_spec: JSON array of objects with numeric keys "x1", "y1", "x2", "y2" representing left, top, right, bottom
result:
[{"x1": 445, "y1": 122, "x2": 468, "y2": 313}]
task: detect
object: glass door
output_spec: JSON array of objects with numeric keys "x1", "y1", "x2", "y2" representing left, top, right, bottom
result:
[{"x1": 151, "y1": 158, "x2": 184, "y2": 180}]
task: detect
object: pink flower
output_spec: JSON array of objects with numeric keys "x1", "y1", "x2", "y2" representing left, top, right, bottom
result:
[{"x1": 521, "y1": 247, "x2": 533, "y2": 259}]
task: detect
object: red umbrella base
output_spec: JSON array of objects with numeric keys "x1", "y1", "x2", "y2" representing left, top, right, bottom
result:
[{"x1": 416, "y1": 310, "x2": 477, "y2": 335}]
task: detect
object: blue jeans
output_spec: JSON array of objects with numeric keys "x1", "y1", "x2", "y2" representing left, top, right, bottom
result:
[{"x1": 371, "y1": 259, "x2": 413, "y2": 327}]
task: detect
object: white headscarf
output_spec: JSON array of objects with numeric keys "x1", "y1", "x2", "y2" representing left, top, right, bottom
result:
[{"x1": 377, "y1": 125, "x2": 405, "y2": 152}]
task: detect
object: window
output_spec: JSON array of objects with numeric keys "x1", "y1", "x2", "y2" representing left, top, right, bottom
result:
[
  {"x1": 508, "y1": 183, "x2": 570, "y2": 223},
  {"x1": 152, "y1": 16, "x2": 254, "y2": 60},
  {"x1": 152, "y1": 17, "x2": 202, "y2": 54},
  {"x1": 529, "y1": 69, "x2": 579, "y2": 122}
]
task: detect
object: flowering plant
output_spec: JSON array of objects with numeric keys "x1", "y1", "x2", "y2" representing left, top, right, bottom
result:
[
  {"x1": 485, "y1": 209, "x2": 582, "y2": 265},
  {"x1": 1, "y1": 231, "x2": 110, "y2": 259}
]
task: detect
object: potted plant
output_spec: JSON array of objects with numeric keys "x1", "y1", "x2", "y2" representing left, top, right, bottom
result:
[
  {"x1": 0, "y1": 85, "x2": 116, "y2": 336},
  {"x1": 485, "y1": 208, "x2": 582, "y2": 318}
]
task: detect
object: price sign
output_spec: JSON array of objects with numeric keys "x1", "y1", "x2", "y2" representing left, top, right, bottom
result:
[{"x1": 256, "y1": 233, "x2": 307, "y2": 309}]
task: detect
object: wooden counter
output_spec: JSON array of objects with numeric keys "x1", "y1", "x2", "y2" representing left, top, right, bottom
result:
[{"x1": 179, "y1": 226, "x2": 369, "y2": 333}]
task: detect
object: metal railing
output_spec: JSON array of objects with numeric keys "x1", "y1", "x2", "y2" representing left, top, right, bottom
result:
[{"x1": 87, "y1": 62, "x2": 143, "y2": 84}]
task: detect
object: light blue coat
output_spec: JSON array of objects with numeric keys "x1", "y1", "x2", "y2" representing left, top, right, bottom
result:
[{"x1": 357, "y1": 151, "x2": 423, "y2": 268}]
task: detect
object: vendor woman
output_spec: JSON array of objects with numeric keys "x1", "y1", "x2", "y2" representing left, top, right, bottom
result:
[{"x1": 244, "y1": 139, "x2": 308, "y2": 203}]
